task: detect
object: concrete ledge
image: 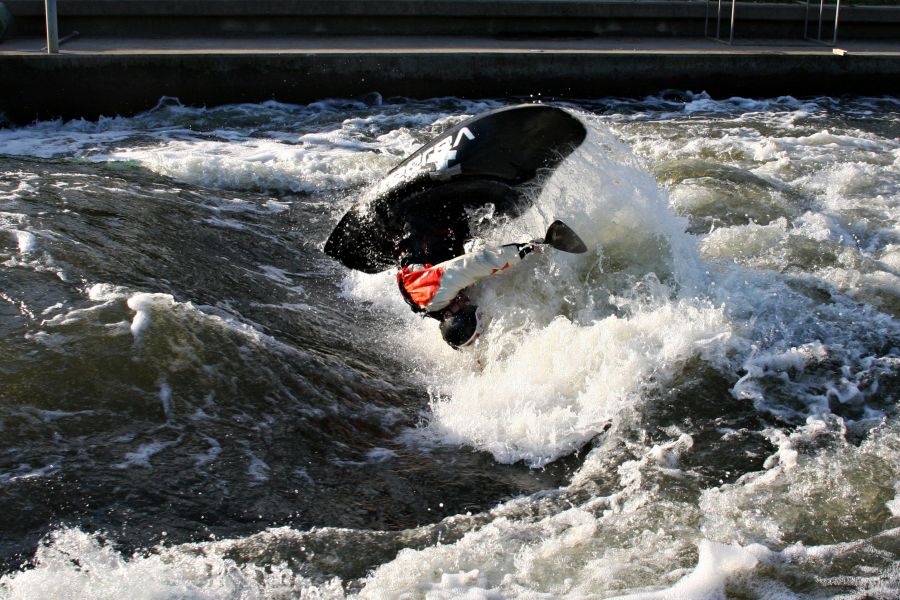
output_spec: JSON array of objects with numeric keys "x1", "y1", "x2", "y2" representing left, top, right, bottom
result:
[
  {"x1": 4, "y1": 1, "x2": 900, "y2": 39},
  {"x1": 3, "y1": 48, "x2": 899, "y2": 124},
  {"x1": 2, "y1": 3, "x2": 898, "y2": 124}
]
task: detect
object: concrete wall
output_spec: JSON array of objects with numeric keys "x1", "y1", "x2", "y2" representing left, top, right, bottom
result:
[
  {"x1": 3, "y1": 50, "x2": 899, "y2": 124},
  {"x1": 2, "y1": 2, "x2": 898, "y2": 124},
  {"x1": 4, "y1": 0, "x2": 899, "y2": 40}
]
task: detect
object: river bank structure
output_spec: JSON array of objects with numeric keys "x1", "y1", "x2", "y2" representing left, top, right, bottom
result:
[{"x1": 0, "y1": 0, "x2": 899, "y2": 123}]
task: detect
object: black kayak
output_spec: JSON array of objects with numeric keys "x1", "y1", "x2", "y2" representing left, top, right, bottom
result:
[{"x1": 324, "y1": 104, "x2": 587, "y2": 273}]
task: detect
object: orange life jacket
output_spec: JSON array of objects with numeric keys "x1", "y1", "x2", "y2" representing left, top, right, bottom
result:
[{"x1": 397, "y1": 264, "x2": 445, "y2": 314}]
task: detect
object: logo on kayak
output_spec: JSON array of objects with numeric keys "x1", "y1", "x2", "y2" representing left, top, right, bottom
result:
[
  {"x1": 372, "y1": 126, "x2": 476, "y2": 197},
  {"x1": 416, "y1": 127, "x2": 476, "y2": 172}
]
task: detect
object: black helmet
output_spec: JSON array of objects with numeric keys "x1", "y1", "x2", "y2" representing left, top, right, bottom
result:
[{"x1": 439, "y1": 305, "x2": 482, "y2": 349}]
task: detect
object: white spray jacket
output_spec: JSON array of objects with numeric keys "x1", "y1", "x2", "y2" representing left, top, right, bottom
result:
[{"x1": 397, "y1": 243, "x2": 540, "y2": 314}]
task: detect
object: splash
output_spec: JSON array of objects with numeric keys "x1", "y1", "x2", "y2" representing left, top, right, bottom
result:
[{"x1": 357, "y1": 118, "x2": 732, "y2": 465}]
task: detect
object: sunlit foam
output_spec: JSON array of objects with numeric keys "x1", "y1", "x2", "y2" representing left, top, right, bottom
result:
[
  {"x1": 0, "y1": 528, "x2": 340, "y2": 600},
  {"x1": 700, "y1": 420, "x2": 900, "y2": 548},
  {"x1": 428, "y1": 302, "x2": 730, "y2": 466},
  {"x1": 346, "y1": 117, "x2": 727, "y2": 465}
]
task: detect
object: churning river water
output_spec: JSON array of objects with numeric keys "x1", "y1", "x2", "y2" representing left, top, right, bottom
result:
[{"x1": 0, "y1": 93, "x2": 898, "y2": 599}]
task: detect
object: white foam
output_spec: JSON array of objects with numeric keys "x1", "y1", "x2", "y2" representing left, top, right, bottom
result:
[
  {"x1": 0, "y1": 174, "x2": 40, "y2": 203},
  {"x1": 700, "y1": 421, "x2": 900, "y2": 548},
  {"x1": 126, "y1": 293, "x2": 176, "y2": 341},
  {"x1": 203, "y1": 216, "x2": 247, "y2": 230},
  {"x1": 358, "y1": 482, "x2": 767, "y2": 600},
  {"x1": 256, "y1": 264, "x2": 298, "y2": 285},
  {"x1": 159, "y1": 380, "x2": 173, "y2": 420},
  {"x1": 888, "y1": 483, "x2": 900, "y2": 518},
  {"x1": 15, "y1": 230, "x2": 36, "y2": 254},
  {"x1": 347, "y1": 118, "x2": 724, "y2": 465},
  {"x1": 107, "y1": 135, "x2": 394, "y2": 193},
  {"x1": 0, "y1": 462, "x2": 60, "y2": 485},
  {"x1": 605, "y1": 541, "x2": 767, "y2": 600},
  {"x1": 0, "y1": 520, "x2": 761, "y2": 600},
  {"x1": 193, "y1": 436, "x2": 223, "y2": 469},
  {"x1": 246, "y1": 450, "x2": 270, "y2": 483},
  {"x1": 0, "y1": 99, "x2": 502, "y2": 194},
  {"x1": 3, "y1": 418, "x2": 898, "y2": 599},
  {"x1": 336, "y1": 102, "x2": 900, "y2": 598},
  {"x1": 0, "y1": 528, "x2": 343, "y2": 600},
  {"x1": 114, "y1": 441, "x2": 177, "y2": 469},
  {"x1": 87, "y1": 283, "x2": 129, "y2": 302},
  {"x1": 39, "y1": 285, "x2": 127, "y2": 328},
  {"x1": 428, "y1": 302, "x2": 729, "y2": 466},
  {"x1": 366, "y1": 447, "x2": 397, "y2": 463}
]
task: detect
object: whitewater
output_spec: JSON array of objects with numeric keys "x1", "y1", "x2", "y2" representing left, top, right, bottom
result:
[{"x1": 0, "y1": 93, "x2": 897, "y2": 598}]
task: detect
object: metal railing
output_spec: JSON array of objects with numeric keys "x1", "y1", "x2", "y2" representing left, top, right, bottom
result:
[
  {"x1": 705, "y1": 0, "x2": 845, "y2": 46},
  {"x1": 805, "y1": 0, "x2": 842, "y2": 45},
  {"x1": 42, "y1": 0, "x2": 78, "y2": 53},
  {"x1": 44, "y1": 0, "x2": 57, "y2": 52},
  {"x1": 705, "y1": 0, "x2": 737, "y2": 44}
]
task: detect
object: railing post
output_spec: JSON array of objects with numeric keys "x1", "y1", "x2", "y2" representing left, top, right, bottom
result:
[
  {"x1": 706, "y1": 0, "x2": 735, "y2": 45},
  {"x1": 45, "y1": 0, "x2": 59, "y2": 53},
  {"x1": 728, "y1": 0, "x2": 736, "y2": 44},
  {"x1": 804, "y1": 0, "x2": 842, "y2": 46},
  {"x1": 832, "y1": 0, "x2": 842, "y2": 45}
]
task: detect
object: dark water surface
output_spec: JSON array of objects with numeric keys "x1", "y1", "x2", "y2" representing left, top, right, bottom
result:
[{"x1": 0, "y1": 156, "x2": 577, "y2": 572}]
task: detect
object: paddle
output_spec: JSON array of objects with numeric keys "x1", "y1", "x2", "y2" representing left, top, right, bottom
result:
[{"x1": 542, "y1": 220, "x2": 588, "y2": 254}]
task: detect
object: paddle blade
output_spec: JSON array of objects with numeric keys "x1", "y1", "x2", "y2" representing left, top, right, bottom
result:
[{"x1": 544, "y1": 220, "x2": 587, "y2": 254}]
